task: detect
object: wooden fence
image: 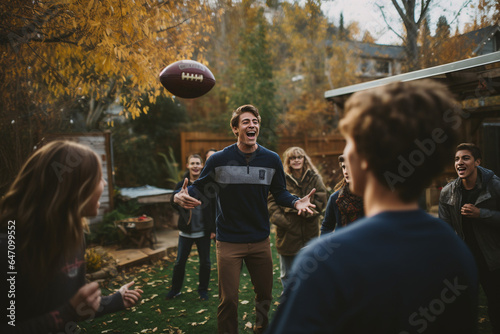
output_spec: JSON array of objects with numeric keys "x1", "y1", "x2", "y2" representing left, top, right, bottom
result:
[
  {"x1": 180, "y1": 131, "x2": 236, "y2": 163},
  {"x1": 178, "y1": 130, "x2": 490, "y2": 210},
  {"x1": 180, "y1": 132, "x2": 346, "y2": 188}
]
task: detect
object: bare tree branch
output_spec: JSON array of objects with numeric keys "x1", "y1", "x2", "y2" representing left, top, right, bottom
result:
[
  {"x1": 376, "y1": 4, "x2": 404, "y2": 41},
  {"x1": 391, "y1": 0, "x2": 413, "y2": 29},
  {"x1": 157, "y1": 15, "x2": 198, "y2": 33},
  {"x1": 449, "y1": 0, "x2": 474, "y2": 26},
  {"x1": 416, "y1": 0, "x2": 432, "y2": 26}
]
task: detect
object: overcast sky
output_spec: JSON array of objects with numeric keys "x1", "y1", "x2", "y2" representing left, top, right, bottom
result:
[{"x1": 319, "y1": 0, "x2": 485, "y2": 45}]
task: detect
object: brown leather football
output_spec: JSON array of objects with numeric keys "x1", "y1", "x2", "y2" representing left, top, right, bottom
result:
[{"x1": 159, "y1": 60, "x2": 215, "y2": 99}]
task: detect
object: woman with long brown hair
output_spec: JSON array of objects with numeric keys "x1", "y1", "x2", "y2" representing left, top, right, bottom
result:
[
  {"x1": 1, "y1": 140, "x2": 142, "y2": 333},
  {"x1": 268, "y1": 146, "x2": 327, "y2": 291}
]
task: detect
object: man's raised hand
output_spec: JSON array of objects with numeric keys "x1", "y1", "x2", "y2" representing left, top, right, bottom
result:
[
  {"x1": 295, "y1": 188, "x2": 317, "y2": 215},
  {"x1": 173, "y1": 178, "x2": 202, "y2": 209}
]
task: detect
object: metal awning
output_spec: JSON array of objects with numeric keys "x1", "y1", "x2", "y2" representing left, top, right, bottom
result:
[
  {"x1": 324, "y1": 51, "x2": 500, "y2": 106},
  {"x1": 119, "y1": 185, "x2": 174, "y2": 204}
]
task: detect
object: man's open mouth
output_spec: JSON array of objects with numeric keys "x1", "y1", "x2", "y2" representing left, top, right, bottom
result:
[{"x1": 247, "y1": 131, "x2": 256, "y2": 139}]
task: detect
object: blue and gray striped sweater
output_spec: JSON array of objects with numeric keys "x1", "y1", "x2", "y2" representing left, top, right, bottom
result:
[{"x1": 185, "y1": 143, "x2": 298, "y2": 243}]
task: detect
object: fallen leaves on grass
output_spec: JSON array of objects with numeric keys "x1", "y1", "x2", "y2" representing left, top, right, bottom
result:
[
  {"x1": 146, "y1": 280, "x2": 164, "y2": 287},
  {"x1": 136, "y1": 328, "x2": 159, "y2": 333},
  {"x1": 189, "y1": 316, "x2": 210, "y2": 326}
]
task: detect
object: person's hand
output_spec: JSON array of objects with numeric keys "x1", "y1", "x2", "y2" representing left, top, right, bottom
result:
[
  {"x1": 210, "y1": 232, "x2": 216, "y2": 240},
  {"x1": 70, "y1": 282, "x2": 101, "y2": 317},
  {"x1": 173, "y1": 178, "x2": 202, "y2": 209},
  {"x1": 294, "y1": 188, "x2": 317, "y2": 215},
  {"x1": 119, "y1": 281, "x2": 143, "y2": 308},
  {"x1": 461, "y1": 204, "x2": 480, "y2": 218}
]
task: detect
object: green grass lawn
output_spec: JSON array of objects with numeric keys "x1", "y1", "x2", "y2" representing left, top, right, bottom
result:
[
  {"x1": 79, "y1": 234, "x2": 494, "y2": 333},
  {"x1": 79, "y1": 238, "x2": 283, "y2": 334}
]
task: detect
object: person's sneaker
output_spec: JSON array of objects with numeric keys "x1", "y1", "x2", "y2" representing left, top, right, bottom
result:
[
  {"x1": 165, "y1": 291, "x2": 181, "y2": 300},
  {"x1": 198, "y1": 291, "x2": 209, "y2": 301}
]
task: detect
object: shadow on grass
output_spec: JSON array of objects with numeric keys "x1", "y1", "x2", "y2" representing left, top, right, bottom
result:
[{"x1": 79, "y1": 234, "x2": 493, "y2": 333}]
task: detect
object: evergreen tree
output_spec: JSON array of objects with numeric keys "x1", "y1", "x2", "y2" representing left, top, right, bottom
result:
[
  {"x1": 419, "y1": 15, "x2": 432, "y2": 68},
  {"x1": 436, "y1": 15, "x2": 451, "y2": 39},
  {"x1": 339, "y1": 12, "x2": 347, "y2": 40},
  {"x1": 229, "y1": 5, "x2": 278, "y2": 150}
]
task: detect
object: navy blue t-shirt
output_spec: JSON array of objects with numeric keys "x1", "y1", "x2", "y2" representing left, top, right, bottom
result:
[{"x1": 267, "y1": 210, "x2": 478, "y2": 334}]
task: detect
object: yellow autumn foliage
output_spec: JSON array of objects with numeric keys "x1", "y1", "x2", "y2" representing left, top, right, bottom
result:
[{"x1": 1, "y1": 0, "x2": 216, "y2": 124}]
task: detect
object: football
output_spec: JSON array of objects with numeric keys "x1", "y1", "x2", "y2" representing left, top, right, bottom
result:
[{"x1": 159, "y1": 60, "x2": 216, "y2": 99}]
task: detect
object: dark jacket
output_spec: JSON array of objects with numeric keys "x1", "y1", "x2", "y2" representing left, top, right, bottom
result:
[
  {"x1": 320, "y1": 185, "x2": 364, "y2": 235},
  {"x1": 268, "y1": 169, "x2": 327, "y2": 256},
  {"x1": 171, "y1": 179, "x2": 215, "y2": 235},
  {"x1": 320, "y1": 190, "x2": 341, "y2": 235},
  {"x1": 439, "y1": 166, "x2": 500, "y2": 270}
]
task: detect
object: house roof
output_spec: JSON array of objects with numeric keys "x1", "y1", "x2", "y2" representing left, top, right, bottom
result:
[
  {"x1": 120, "y1": 185, "x2": 173, "y2": 199},
  {"x1": 324, "y1": 51, "x2": 500, "y2": 104},
  {"x1": 344, "y1": 41, "x2": 406, "y2": 60},
  {"x1": 325, "y1": 39, "x2": 406, "y2": 60},
  {"x1": 458, "y1": 24, "x2": 500, "y2": 55}
]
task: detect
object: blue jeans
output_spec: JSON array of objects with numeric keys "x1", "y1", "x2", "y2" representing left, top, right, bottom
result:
[{"x1": 170, "y1": 235, "x2": 211, "y2": 293}]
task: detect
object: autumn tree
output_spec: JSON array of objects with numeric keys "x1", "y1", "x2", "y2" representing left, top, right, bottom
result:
[
  {"x1": 418, "y1": 15, "x2": 432, "y2": 68},
  {"x1": 267, "y1": 0, "x2": 337, "y2": 137},
  {"x1": 422, "y1": 14, "x2": 478, "y2": 67},
  {"x1": 463, "y1": 0, "x2": 499, "y2": 31},
  {"x1": 470, "y1": 0, "x2": 498, "y2": 29},
  {"x1": 0, "y1": 0, "x2": 215, "y2": 193},
  {"x1": 362, "y1": 31, "x2": 376, "y2": 43},
  {"x1": 429, "y1": 15, "x2": 466, "y2": 65},
  {"x1": 436, "y1": 15, "x2": 451, "y2": 39},
  {"x1": 496, "y1": 0, "x2": 500, "y2": 24}
]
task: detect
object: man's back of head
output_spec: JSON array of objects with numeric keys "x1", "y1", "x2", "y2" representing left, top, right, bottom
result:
[{"x1": 339, "y1": 80, "x2": 460, "y2": 203}]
